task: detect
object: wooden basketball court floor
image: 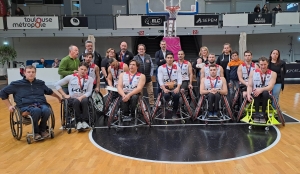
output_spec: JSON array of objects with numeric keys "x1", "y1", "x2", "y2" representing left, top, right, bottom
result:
[{"x1": 0, "y1": 84, "x2": 299, "y2": 173}]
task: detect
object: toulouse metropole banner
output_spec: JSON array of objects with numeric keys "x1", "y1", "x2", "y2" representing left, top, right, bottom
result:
[{"x1": 6, "y1": 16, "x2": 59, "y2": 29}]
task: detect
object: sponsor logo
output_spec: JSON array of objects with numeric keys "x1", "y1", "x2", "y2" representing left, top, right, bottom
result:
[
  {"x1": 196, "y1": 18, "x2": 218, "y2": 24},
  {"x1": 145, "y1": 17, "x2": 163, "y2": 25},
  {"x1": 12, "y1": 17, "x2": 54, "y2": 28},
  {"x1": 70, "y1": 17, "x2": 80, "y2": 26},
  {"x1": 286, "y1": 69, "x2": 300, "y2": 73}
]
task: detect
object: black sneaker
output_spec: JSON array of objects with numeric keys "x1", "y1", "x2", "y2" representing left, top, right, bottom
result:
[
  {"x1": 253, "y1": 113, "x2": 260, "y2": 123},
  {"x1": 259, "y1": 113, "x2": 267, "y2": 124}
]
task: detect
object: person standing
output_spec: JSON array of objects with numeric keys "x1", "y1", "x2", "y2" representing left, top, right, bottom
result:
[
  {"x1": 272, "y1": 4, "x2": 282, "y2": 13},
  {"x1": 58, "y1": 45, "x2": 80, "y2": 94},
  {"x1": 254, "y1": 4, "x2": 261, "y2": 13},
  {"x1": 79, "y1": 40, "x2": 102, "y2": 68},
  {"x1": 84, "y1": 53, "x2": 100, "y2": 93},
  {"x1": 192, "y1": 46, "x2": 209, "y2": 97},
  {"x1": 116, "y1": 41, "x2": 134, "y2": 66},
  {"x1": 175, "y1": 50, "x2": 193, "y2": 90},
  {"x1": 216, "y1": 43, "x2": 232, "y2": 81},
  {"x1": 40, "y1": 58, "x2": 48, "y2": 68},
  {"x1": 268, "y1": 49, "x2": 286, "y2": 108},
  {"x1": 262, "y1": 4, "x2": 269, "y2": 13},
  {"x1": 133, "y1": 44, "x2": 155, "y2": 108},
  {"x1": 101, "y1": 48, "x2": 116, "y2": 86}
]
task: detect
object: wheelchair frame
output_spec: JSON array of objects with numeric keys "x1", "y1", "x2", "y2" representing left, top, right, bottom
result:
[
  {"x1": 9, "y1": 104, "x2": 55, "y2": 144},
  {"x1": 193, "y1": 94, "x2": 233, "y2": 124},
  {"x1": 60, "y1": 96, "x2": 95, "y2": 134},
  {"x1": 231, "y1": 86, "x2": 245, "y2": 121},
  {"x1": 237, "y1": 95, "x2": 285, "y2": 130},
  {"x1": 151, "y1": 89, "x2": 193, "y2": 124},
  {"x1": 107, "y1": 96, "x2": 151, "y2": 131}
]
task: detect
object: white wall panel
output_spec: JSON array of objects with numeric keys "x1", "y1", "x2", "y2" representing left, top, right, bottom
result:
[
  {"x1": 236, "y1": 1, "x2": 262, "y2": 13},
  {"x1": 205, "y1": 2, "x2": 230, "y2": 13},
  {"x1": 176, "y1": 15, "x2": 194, "y2": 27},
  {"x1": 116, "y1": 16, "x2": 141, "y2": 28},
  {"x1": 276, "y1": 12, "x2": 300, "y2": 25},
  {"x1": 223, "y1": 14, "x2": 248, "y2": 26}
]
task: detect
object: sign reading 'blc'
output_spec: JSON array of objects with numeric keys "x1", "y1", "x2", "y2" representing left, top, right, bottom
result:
[{"x1": 7, "y1": 16, "x2": 59, "y2": 29}]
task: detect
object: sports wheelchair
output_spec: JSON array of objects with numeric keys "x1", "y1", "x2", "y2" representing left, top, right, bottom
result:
[
  {"x1": 151, "y1": 89, "x2": 194, "y2": 124},
  {"x1": 237, "y1": 94, "x2": 285, "y2": 131},
  {"x1": 231, "y1": 84, "x2": 247, "y2": 121},
  {"x1": 107, "y1": 94, "x2": 151, "y2": 131},
  {"x1": 193, "y1": 94, "x2": 233, "y2": 124},
  {"x1": 10, "y1": 104, "x2": 55, "y2": 144},
  {"x1": 60, "y1": 93, "x2": 97, "y2": 134}
]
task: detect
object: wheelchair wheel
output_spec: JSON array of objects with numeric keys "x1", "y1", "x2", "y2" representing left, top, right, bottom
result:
[
  {"x1": 231, "y1": 88, "x2": 240, "y2": 108},
  {"x1": 10, "y1": 107, "x2": 23, "y2": 140},
  {"x1": 88, "y1": 97, "x2": 96, "y2": 129},
  {"x1": 193, "y1": 95, "x2": 204, "y2": 120},
  {"x1": 222, "y1": 95, "x2": 234, "y2": 120},
  {"x1": 237, "y1": 98, "x2": 248, "y2": 121},
  {"x1": 271, "y1": 96, "x2": 285, "y2": 126},
  {"x1": 180, "y1": 90, "x2": 193, "y2": 117},
  {"x1": 139, "y1": 98, "x2": 151, "y2": 126},
  {"x1": 60, "y1": 99, "x2": 68, "y2": 127},
  {"x1": 189, "y1": 88, "x2": 198, "y2": 110},
  {"x1": 48, "y1": 104, "x2": 55, "y2": 129},
  {"x1": 104, "y1": 91, "x2": 113, "y2": 114},
  {"x1": 151, "y1": 92, "x2": 162, "y2": 120},
  {"x1": 108, "y1": 97, "x2": 120, "y2": 128}
]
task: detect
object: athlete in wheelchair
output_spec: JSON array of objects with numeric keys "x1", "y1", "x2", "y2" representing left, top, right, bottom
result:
[
  {"x1": 55, "y1": 62, "x2": 95, "y2": 133},
  {"x1": 152, "y1": 52, "x2": 193, "y2": 124},
  {"x1": 238, "y1": 57, "x2": 285, "y2": 128},
  {"x1": 232, "y1": 50, "x2": 258, "y2": 119},
  {"x1": 104, "y1": 58, "x2": 128, "y2": 118},
  {"x1": 0, "y1": 65, "x2": 60, "y2": 143},
  {"x1": 193, "y1": 64, "x2": 233, "y2": 123},
  {"x1": 107, "y1": 60, "x2": 151, "y2": 130}
]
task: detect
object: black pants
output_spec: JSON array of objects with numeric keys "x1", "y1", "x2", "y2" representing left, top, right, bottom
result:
[
  {"x1": 180, "y1": 80, "x2": 189, "y2": 90},
  {"x1": 68, "y1": 97, "x2": 89, "y2": 122},
  {"x1": 121, "y1": 94, "x2": 139, "y2": 116},
  {"x1": 164, "y1": 92, "x2": 180, "y2": 111},
  {"x1": 207, "y1": 93, "x2": 221, "y2": 112},
  {"x1": 253, "y1": 91, "x2": 269, "y2": 114}
]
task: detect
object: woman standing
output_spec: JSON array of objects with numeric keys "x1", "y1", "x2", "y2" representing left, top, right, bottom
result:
[
  {"x1": 101, "y1": 48, "x2": 116, "y2": 85},
  {"x1": 192, "y1": 46, "x2": 209, "y2": 97},
  {"x1": 216, "y1": 43, "x2": 232, "y2": 81},
  {"x1": 262, "y1": 4, "x2": 269, "y2": 13},
  {"x1": 268, "y1": 49, "x2": 286, "y2": 108}
]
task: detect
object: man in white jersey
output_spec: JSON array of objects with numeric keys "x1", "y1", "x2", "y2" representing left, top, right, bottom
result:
[
  {"x1": 247, "y1": 57, "x2": 277, "y2": 123},
  {"x1": 176, "y1": 50, "x2": 193, "y2": 90},
  {"x1": 237, "y1": 50, "x2": 259, "y2": 98},
  {"x1": 107, "y1": 58, "x2": 128, "y2": 87},
  {"x1": 117, "y1": 60, "x2": 146, "y2": 117},
  {"x1": 200, "y1": 64, "x2": 228, "y2": 118},
  {"x1": 55, "y1": 62, "x2": 94, "y2": 130},
  {"x1": 84, "y1": 52, "x2": 100, "y2": 93},
  {"x1": 200, "y1": 53, "x2": 224, "y2": 80},
  {"x1": 157, "y1": 52, "x2": 182, "y2": 116}
]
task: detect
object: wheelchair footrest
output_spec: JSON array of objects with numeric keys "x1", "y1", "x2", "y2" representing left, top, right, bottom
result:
[{"x1": 122, "y1": 116, "x2": 133, "y2": 122}]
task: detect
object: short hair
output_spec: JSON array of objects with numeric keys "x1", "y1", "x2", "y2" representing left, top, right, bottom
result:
[
  {"x1": 25, "y1": 65, "x2": 36, "y2": 72},
  {"x1": 68, "y1": 45, "x2": 76, "y2": 51},
  {"x1": 231, "y1": 51, "x2": 239, "y2": 55},
  {"x1": 166, "y1": 52, "x2": 174, "y2": 57},
  {"x1": 106, "y1": 48, "x2": 115, "y2": 58},
  {"x1": 84, "y1": 52, "x2": 93, "y2": 58},
  {"x1": 178, "y1": 50, "x2": 184, "y2": 54},
  {"x1": 137, "y1": 44, "x2": 146, "y2": 50},
  {"x1": 209, "y1": 64, "x2": 217, "y2": 69},
  {"x1": 129, "y1": 60, "x2": 140, "y2": 68},
  {"x1": 244, "y1": 50, "x2": 252, "y2": 55},
  {"x1": 208, "y1": 53, "x2": 215, "y2": 57},
  {"x1": 40, "y1": 58, "x2": 45, "y2": 60},
  {"x1": 107, "y1": 58, "x2": 117, "y2": 65},
  {"x1": 85, "y1": 40, "x2": 93, "y2": 45},
  {"x1": 258, "y1": 57, "x2": 268, "y2": 62},
  {"x1": 79, "y1": 62, "x2": 89, "y2": 69},
  {"x1": 160, "y1": 40, "x2": 166, "y2": 44}
]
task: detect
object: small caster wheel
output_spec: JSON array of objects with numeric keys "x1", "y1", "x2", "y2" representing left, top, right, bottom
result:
[
  {"x1": 164, "y1": 121, "x2": 168, "y2": 125},
  {"x1": 27, "y1": 137, "x2": 31, "y2": 144},
  {"x1": 50, "y1": 131, "x2": 54, "y2": 138},
  {"x1": 67, "y1": 129, "x2": 71, "y2": 134},
  {"x1": 265, "y1": 127, "x2": 269, "y2": 131},
  {"x1": 181, "y1": 120, "x2": 185, "y2": 124},
  {"x1": 135, "y1": 128, "x2": 138, "y2": 132},
  {"x1": 248, "y1": 125, "x2": 252, "y2": 130}
]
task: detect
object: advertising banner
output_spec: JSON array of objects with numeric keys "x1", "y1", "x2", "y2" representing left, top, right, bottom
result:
[
  {"x1": 248, "y1": 13, "x2": 272, "y2": 25},
  {"x1": 194, "y1": 15, "x2": 219, "y2": 26},
  {"x1": 7, "y1": 16, "x2": 59, "y2": 29},
  {"x1": 63, "y1": 17, "x2": 88, "y2": 28},
  {"x1": 141, "y1": 16, "x2": 165, "y2": 27}
]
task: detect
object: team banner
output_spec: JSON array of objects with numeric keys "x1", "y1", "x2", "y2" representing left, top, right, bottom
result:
[
  {"x1": 248, "y1": 13, "x2": 272, "y2": 25},
  {"x1": 194, "y1": 15, "x2": 219, "y2": 26},
  {"x1": 62, "y1": 17, "x2": 88, "y2": 28},
  {"x1": 7, "y1": 16, "x2": 59, "y2": 29},
  {"x1": 141, "y1": 16, "x2": 165, "y2": 27}
]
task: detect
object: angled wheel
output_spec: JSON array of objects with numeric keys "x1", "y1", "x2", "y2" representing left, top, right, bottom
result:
[
  {"x1": 60, "y1": 99, "x2": 68, "y2": 128},
  {"x1": 237, "y1": 98, "x2": 248, "y2": 121},
  {"x1": 140, "y1": 98, "x2": 151, "y2": 126},
  {"x1": 26, "y1": 137, "x2": 32, "y2": 144},
  {"x1": 271, "y1": 96, "x2": 285, "y2": 126},
  {"x1": 193, "y1": 95, "x2": 204, "y2": 120},
  {"x1": 88, "y1": 97, "x2": 96, "y2": 128},
  {"x1": 231, "y1": 88, "x2": 240, "y2": 108},
  {"x1": 151, "y1": 92, "x2": 162, "y2": 119},
  {"x1": 104, "y1": 92, "x2": 113, "y2": 114},
  {"x1": 180, "y1": 90, "x2": 193, "y2": 117},
  {"x1": 189, "y1": 88, "x2": 198, "y2": 110},
  {"x1": 10, "y1": 107, "x2": 23, "y2": 140},
  {"x1": 222, "y1": 95, "x2": 233, "y2": 120},
  {"x1": 108, "y1": 97, "x2": 120, "y2": 128}
]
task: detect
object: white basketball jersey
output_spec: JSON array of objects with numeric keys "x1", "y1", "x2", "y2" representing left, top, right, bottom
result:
[
  {"x1": 68, "y1": 74, "x2": 93, "y2": 98},
  {"x1": 241, "y1": 62, "x2": 255, "y2": 82},
  {"x1": 88, "y1": 63, "x2": 96, "y2": 84},
  {"x1": 204, "y1": 76, "x2": 223, "y2": 90},
  {"x1": 122, "y1": 72, "x2": 142, "y2": 93},
  {"x1": 252, "y1": 69, "x2": 272, "y2": 90},
  {"x1": 176, "y1": 60, "x2": 189, "y2": 81},
  {"x1": 111, "y1": 62, "x2": 124, "y2": 87},
  {"x1": 161, "y1": 63, "x2": 180, "y2": 85}
]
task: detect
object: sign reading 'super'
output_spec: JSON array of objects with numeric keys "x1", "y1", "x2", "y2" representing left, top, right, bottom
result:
[{"x1": 7, "y1": 16, "x2": 59, "y2": 29}]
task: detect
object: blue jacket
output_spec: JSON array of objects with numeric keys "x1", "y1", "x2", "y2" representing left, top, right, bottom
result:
[{"x1": 0, "y1": 78, "x2": 53, "y2": 108}]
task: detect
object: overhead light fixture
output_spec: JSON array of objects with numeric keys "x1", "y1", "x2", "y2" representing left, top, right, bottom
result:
[{"x1": 3, "y1": 41, "x2": 8, "y2": 45}]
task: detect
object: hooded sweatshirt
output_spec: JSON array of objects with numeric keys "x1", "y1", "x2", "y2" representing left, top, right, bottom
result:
[{"x1": 226, "y1": 58, "x2": 244, "y2": 82}]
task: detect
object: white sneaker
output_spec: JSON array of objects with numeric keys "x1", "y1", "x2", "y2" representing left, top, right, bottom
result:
[
  {"x1": 82, "y1": 121, "x2": 90, "y2": 129},
  {"x1": 76, "y1": 122, "x2": 83, "y2": 130}
]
